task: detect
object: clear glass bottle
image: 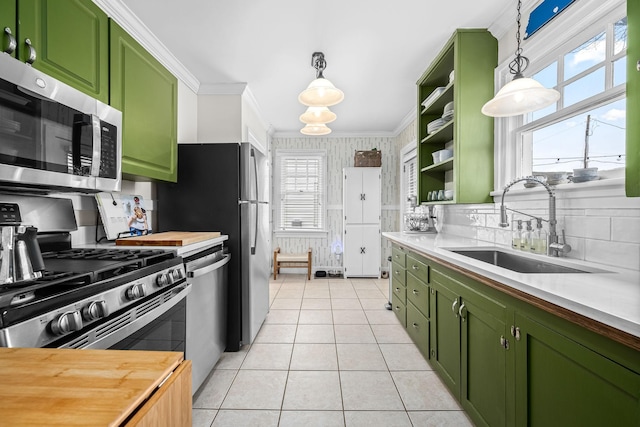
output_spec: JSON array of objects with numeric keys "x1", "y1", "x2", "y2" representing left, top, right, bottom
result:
[
  {"x1": 531, "y1": 218, "x2": 548, "y2": 254},
  {"x1": 512, "y1": 220, "x2": 523, "y2": 250},
  {"x1": 522, "y1": 220, "x2": 533, "y2": 251}
]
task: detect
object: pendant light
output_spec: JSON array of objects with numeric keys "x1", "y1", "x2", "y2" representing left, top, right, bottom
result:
[
  {"x1": 300, "y1": 123, "x2": 332, "y2": 136},
  {"x1": 299, "y1": 106, "x2": 337, "y2": 124},
  {"x1": 481, "y1": 0, "x2": 560, "y2": 117},
  {"x1": 298, "y1": 52, "x2": 344, "y2": 107}
]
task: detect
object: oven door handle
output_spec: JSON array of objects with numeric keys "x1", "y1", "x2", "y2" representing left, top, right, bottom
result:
[{"x1": 187, "y1": 254, "x2": 230, "y2": 279}]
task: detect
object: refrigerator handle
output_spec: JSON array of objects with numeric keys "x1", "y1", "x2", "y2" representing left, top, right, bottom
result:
[
  {"x1": 251, "y1": 148, "x2": 259, "y2": 202},
  {"x1": 251, "y1": 202, "x2": 258, "y2": 255},
  {"x1": 250, "y1": 148, "x2": 259, "y2": 255}
]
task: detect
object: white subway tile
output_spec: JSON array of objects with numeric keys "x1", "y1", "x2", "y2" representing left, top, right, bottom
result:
[
  {"x1": 584, "y1": 239, "x2": 640, "y2": 270},
  {"x1": 611, "y1": 217, "x2": 640, "y2": 244},
  {"x1": 564, "y1": 216, "x2": 610, "y2": 240}
]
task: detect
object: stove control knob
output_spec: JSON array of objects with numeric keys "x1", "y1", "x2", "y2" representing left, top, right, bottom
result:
[
  {"x1": 82, "y1": 300, "x2": 109, "y2": 321},
  {"x1": 170, "y1": 269, "x2": 182, "y2": 282},
  {"x1": 50, "y1": 311, "x2": 83, "y2": 335},
  {"x1": 156, "y1": 273, "x2": 170, "y2": 287},
  {"x1": 126, "y1": 283, "x2": 146, "y2": 301}
]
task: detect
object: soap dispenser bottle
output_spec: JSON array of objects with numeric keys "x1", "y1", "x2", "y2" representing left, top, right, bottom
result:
[
  {"x1": 522, "y1": 220, "x2": 533, "y2": 251},
  {"x1": 531, "y1": 218, "x2": 548, "y2": 254},
  {"x1": 512, "y1": 220, "x2": 523, "y2": 250}
]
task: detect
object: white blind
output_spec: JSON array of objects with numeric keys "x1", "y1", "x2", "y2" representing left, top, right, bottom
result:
[
  {"x1": 277, "y1": 153, "x2": 325, "y2": 230},
  {"x1": 405, "y1": 156, "x2": 417, "y2": 212}
]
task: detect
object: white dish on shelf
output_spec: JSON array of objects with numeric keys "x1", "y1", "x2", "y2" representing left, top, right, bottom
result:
[
  {"x1": 421, "y1": 86, "x2": 446, "y2": 109},
  {"x1": 427, "y1": 118, "x2": 446, "y2": 135}
]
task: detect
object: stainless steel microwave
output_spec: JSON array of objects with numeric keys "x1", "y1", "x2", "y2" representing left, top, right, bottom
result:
[{"x1": 0, "y1": 54, "x2": 122, "y2": 192}]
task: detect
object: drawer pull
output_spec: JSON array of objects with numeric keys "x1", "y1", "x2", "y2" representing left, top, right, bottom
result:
[
  {"x1": 412, "y1": 289, "x2": 419, "y2": 295},
  {"x1": 395, "y1": 287, "x2": 400, "y2": 292},
  {"x1": 412, "y1": 322, "x2": 419, "y2": 329},
  {"x1": 452, "y1": 300, "x2": 458, "y2": 317},
  {"x1": 412, "y1": 265, "x2": 419, "y2": 270},
  {"x1": 394, "y1": 306, "x2": 400, "y2": 312}
]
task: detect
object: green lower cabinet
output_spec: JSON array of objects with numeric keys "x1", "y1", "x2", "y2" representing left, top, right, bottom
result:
[
  {"x1": 429, "y1": 274, "x2": 461, "y2": 395},
  {"x1": 110, "y1": 21, "x2": 178, "y2": 182},
  {"x1": 391, "y1": 294, "x2": 406, "y2": 328},
  {"x1": 406, "y1": 301, "x2": 429, "y2": 358},
  {"x1": 17, "y1": 0, "x2": 109, "y2": 103},
  {"x1": 460, "y1": 296, "x2": 508, "y2": 427},
  {"x1": 514, "y1": 313, "x2": 640, "y2": 427}
]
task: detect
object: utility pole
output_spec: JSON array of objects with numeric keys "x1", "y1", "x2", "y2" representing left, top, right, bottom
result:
[{"x1": 583, "y1": 114, "x2": 591, "y2": 169}]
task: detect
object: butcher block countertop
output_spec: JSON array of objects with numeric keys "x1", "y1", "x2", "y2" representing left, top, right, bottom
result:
[
  {"x1": 115, "y1": 231, "x2": 221, "y2": 247},
  {"x1": 0, "y1": 347, "x2": 183, "y2": 426}
]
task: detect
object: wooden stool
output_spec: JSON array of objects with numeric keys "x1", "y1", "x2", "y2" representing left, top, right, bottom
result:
[{"x1": 273, "y1": 247, "x2": 312, "y2": 280}]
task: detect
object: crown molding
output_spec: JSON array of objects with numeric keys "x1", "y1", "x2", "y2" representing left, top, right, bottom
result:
[
  {"x1": 198, "y1": 83, "x2": 247, "y2": 95},
  {"x1": 272, "y1": 130, "x2": 398, "y2": 139},
  {"x1": 92, "y1": 0, "x2": 200, "y2": 93},
  {"x1": 488, "y1": 0, "x2": 542, "y2": 40},
  {"x1": 392, "y1": 108, "x2": 417, "y2": 136}
]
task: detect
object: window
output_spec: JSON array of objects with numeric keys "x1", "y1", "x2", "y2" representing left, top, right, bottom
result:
[
  {"x1": 496, "y1": 0, "x2": 627, "y2": 186},
  {"x1": 402, "y1": 147, "x2": 418, "y2": 214},
  {"x1": 275, "y1": 150, "x2": 326, "y2": 232}
]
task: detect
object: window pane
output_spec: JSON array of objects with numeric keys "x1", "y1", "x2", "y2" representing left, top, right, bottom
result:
[
  {"x1": 563, "y1": 67, "x2": 605, "y2": 107},
  {"x1": 527, "y1": 62, "x2": 558, "y2": 122},
  {"x1": 614, "y1": 17, "x2": 627, "y2": 55},
  {"x1": 531, "y1": 99, "x2": 625, "y2": 173},
  {"x1": 613, "y1": 56, "x2": 626, "y2": 87},
  {"x1": 278, "y1": 155, "x2": 325, "y2": 230},
  {"x1": 564, "y1": 31, "x2": 606, "y2": 80}
]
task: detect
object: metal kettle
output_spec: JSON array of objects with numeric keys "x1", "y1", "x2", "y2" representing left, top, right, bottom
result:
[{"x1": 0, "y1": 223, "x2": 45, "y2": 285}]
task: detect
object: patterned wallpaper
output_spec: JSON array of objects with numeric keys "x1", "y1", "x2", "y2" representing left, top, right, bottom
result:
[{"x1": 271, "y1": 136, "x2": 400, "y2": 273}]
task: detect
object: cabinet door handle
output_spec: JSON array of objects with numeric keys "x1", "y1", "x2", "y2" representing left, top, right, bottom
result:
[
  {"x1": 3, "y1": 27, "x2": 16, "y2": 54},
  {"x1": 452, "y1": 299, "x2": 458, "y2": 317},
  {"x1": 458, "y1": 303, "x2": 467, "y2": 321},
  {"x1": 394, "y1": 306, "x2": 400, "y2": 312},
  {"x1": 360, "y1": 247, "x2": 366, "y2": 254},
  {"x1": 395, "y1": 287, "x2": 400, "y2": 292},
  {"x1": 24, "y1": 38, "x2": 36, "y2": 64},
  {"x1": 412, "y1": 265, "x2": 419, "y2": 270},
  {"x1": 412, "y1": 322, "x2": 419, "y2": 329},
  {"x1": 412, "y1": 289, "x2": 419, "y2": 295}
]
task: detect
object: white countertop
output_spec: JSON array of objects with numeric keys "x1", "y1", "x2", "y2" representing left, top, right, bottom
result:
[
  {"x1": 78, "y1": 235, "x2": 229, "y2": 258},
  {"x1": 383, "y1": 232, "x2": 640, "y2": 340}
]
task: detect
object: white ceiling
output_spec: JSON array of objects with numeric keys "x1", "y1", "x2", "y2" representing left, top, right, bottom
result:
[{"x1": 120, "y1": 0, "x2": 513, "y2": 136}]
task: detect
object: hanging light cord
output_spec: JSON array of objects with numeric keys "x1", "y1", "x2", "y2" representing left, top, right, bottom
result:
[
  {"x1": 311, "y1": 52, "x2": 326, "y2": 78},
  {"x1": 509, "y1": 0, "x2": 529, "y2": 79}
]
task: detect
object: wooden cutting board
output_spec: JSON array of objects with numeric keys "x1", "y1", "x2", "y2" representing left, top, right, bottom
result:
[{"x1": 115, "y1": 231, "x2": 221, "y2": 247}]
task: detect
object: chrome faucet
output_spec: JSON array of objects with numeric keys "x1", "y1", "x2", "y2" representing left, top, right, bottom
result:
[{"x1": 499, "y1": 176, "x2": 571, "y2": 257}]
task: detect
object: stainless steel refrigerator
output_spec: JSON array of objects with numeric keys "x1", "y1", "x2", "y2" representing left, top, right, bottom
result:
[{"x1": 157, "y1": 142, "x2": 270, "y2": 351}]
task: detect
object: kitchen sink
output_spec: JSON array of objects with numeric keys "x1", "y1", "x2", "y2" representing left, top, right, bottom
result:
[{"x1": 446, "y1": 248, "x2": 598, "y2": 274}]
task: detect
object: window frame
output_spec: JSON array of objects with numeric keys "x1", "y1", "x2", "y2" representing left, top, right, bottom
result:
[
  {"x1": 493, "y1": 0, "x2": 626, "y2": 193},
  {"x1": 273, "y1": 149, "x2": 328, "y2": 237}
]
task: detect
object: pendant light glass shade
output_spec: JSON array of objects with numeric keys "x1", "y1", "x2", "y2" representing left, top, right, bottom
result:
[
  {"x1": 298, "y1": 78, "x2": 344, "y2": 107},
  {"x1": 481, "y1": 76, "x2": 560, "y2": 117},
  {"x1": 481, "y1": 0, "x2": 560, "y2": 118},
  {"x1": 299, "y1": 106, "x2": 337, "y2": 124},
  {"x1": 300, "y1": 123, "x2": 332, "y2": 136}
]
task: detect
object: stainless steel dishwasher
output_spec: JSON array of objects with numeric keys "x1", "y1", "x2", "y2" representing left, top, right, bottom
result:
[{"x1": 184, "y1": 245, "x2": 230, "y2": 394}]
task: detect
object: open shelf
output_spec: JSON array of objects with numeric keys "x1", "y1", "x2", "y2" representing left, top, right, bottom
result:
[
  {"x1": 422, "y1": 157, "x2": 454, "y2": 173},
  {"x1": 420, "y1": 120, "x2": 454, "y2": 145}
]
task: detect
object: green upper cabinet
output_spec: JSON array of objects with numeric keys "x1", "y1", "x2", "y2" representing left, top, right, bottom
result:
[
  {"x1": 16, "y1": 0, "x2": 109, "y2": 103},
  {"x1": 1, "y1": 1, "x2": 17, "y2": 57},
  {"x1": 417, "y1": 29, "x2": 497, "y2": 205},
  {"x1": 627, "y1": 0, "x2": 639, "y2": 196},
  {"x1": 110, "y1": 21, "x2": 178, "y2": 182}
]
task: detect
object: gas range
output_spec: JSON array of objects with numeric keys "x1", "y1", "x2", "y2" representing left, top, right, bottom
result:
[
  {"x1": 0, "y1": 194, "x2": 190, "y2": 350},
  {"x1": 0, "y1": 247, "x2": 187, "y2": 348}
]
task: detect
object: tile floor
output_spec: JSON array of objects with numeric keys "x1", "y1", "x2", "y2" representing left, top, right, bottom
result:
[{"x1": 192, "y1": 274, "x2": 474, "y2": 427}]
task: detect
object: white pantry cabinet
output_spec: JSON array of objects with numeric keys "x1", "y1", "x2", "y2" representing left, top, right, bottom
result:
[{"x1": 343, "y1": 167, "x2": 381, "y2": 278}]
